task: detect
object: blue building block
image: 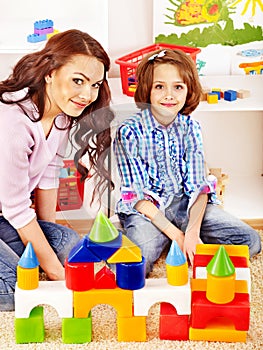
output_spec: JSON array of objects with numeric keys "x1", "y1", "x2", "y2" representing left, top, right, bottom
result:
[
  {"x1": 68, "y1": 232, "x2": 123, "y2": 263},
  {"x1": 27, "y1": 33, "x2": 47, "y2": 43},
  {"x1": 34, "y1": 19, "x2": 54, "y2": 30},
  {"x1": 88, "y1": 231, "x2": 123, "y2": 261},
  {"x1": 18, "y1": 242, "x2": 39, "y2": 268},
  {"x1": 68, "y1": 236, "x2": 101, "y2": 263},
  {"x1": 211, "y1": 90, "x2": 221, "y2": 100},
  {"x1": 116, "y1": 256, "x2": 146, "y2": 290},
  {"x1": 224, "y1": 90, "x2": 237, "y2": 101},
  {"x1": 166, "y1": 240, "x2": 186, "y2": 266}
]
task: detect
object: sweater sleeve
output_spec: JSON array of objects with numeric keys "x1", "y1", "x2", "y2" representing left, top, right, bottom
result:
[
  {"x1": 0, "y1": 108, "x2": 36, "y2": 228},
  {"x1": 37, "y1": 128, "x2": 68, "y2": 190}
]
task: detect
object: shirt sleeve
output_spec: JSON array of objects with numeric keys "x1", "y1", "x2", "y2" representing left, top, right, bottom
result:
[
  {"x1": 182, "y1": 118, "x2": 218, "y2": 211},
  {"x1": 113, "y1": 124, "x2": 163, "y2": 210},
  {"x1": 0, "y1": 112, "x2": 36, "y2": 228}
]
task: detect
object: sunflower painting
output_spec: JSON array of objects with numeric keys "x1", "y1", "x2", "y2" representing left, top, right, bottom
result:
[{"x1": 154, "y1": 0, "x2": 263, "y2": 74}]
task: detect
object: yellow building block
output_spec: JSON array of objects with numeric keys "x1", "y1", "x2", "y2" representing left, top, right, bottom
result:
[
  {"x1": 47, "y1": 29, "x2": 59, "y2": 39},
  {"x1": 117, "y1": 314, "x2": 147, "y2": 342},
  {"x1": 207, "y1": 93, "x2": 218, "y2": 104},
  {"x1": 17, "y1": 266, "x2": 39, "y2": 290},
  {"x1": 74, "y1": 288, "x2": 133, "y2": 318},
  {"x1": 189, "y1": 318, "x2": 247, "y2": 342},
  {"x1": 166, "y1": 262, "x2": 188, "y2": 286},
  {"x1": 191, "y1": 278, "x2": 248, "y2": 294},
  {"x1": 206, "y1": 273, "x2": 236, "y2": 304},
  {"x1": 107, "y1": 235, "x2": 142, "y2": 263},
  {"x1": 195, "y1": 244, "x2": 249, "y2": 265}
]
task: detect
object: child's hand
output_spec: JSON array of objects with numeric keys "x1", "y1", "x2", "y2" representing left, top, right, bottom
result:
[
  {"x1": 183, "y1": 230, "x2": 203, "y2": 266},
  {"x1": 175, "y1": 231, "x2": 185, "y2": 255}
]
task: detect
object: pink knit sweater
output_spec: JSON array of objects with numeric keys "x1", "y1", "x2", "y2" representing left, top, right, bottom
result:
[{"x1": 0, "y1": 92, "x2": 69, "y2": 229}]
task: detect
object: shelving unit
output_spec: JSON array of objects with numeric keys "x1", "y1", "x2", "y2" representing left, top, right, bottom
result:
[
  {"x1": 0, "y1": 0, "x2": 108, "y2": 80},
  {"x1": 109, "y1": 75, "x2": 263, "y2": 221}
]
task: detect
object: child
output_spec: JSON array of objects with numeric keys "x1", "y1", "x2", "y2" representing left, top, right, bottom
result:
[
  {"x1": 113, "y1": 48, "x2": 261, "y2": 275},
  {"x1": 0, "y1": 29, "x2": 114, "y2": 310}
]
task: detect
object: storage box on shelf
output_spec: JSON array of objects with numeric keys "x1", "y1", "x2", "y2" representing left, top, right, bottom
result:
[
  {"x1": 56, "y1": 160, "x2": 84, "y2": 211},
  {"x1": 115, "y1": 43, "x2": 201, "y2": 97}
]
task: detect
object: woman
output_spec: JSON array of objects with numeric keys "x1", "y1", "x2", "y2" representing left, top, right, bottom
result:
[{"x1": 0, "y1": 29, "x2": 114, "y2": 310}]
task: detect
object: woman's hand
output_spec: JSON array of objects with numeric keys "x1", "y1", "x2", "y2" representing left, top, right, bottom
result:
[{"x1": 18, "y1": 217, "x2": 65, "y2": 281}]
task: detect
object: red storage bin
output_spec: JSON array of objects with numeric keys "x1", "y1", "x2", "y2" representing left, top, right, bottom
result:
[
  {"x1": 56, "y1": 160, "x2": 84, "y2": 211},
  {"x1": 115, "y1": 43, "x2": 201, "y2": 97}
]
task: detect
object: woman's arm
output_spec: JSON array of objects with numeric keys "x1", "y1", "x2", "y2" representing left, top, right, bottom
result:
[
  {"x1": 21, "y1": 188, "x2": 64, "y2": 280},
  {"x1": 17, "y1": 216, "x2": 64, "y2": 280},
  {"x1": 34, "y1": 188, "x2": 58, "y2": 223}
]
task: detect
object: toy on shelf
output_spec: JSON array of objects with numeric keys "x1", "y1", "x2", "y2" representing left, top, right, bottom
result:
[
  {"x1": 27, "y1": 19, "x2": 59, "y2": 43},
  {"x1": 14, "y1": 211, "x2": 251, "y2": 344},
  {"x1": 201, "y1": 87, "x2": 250, "y2": 104},
  {"x1": 209, "y1": 168, "x2": 229, "y2": 207},
  {"x1": 56, "y1": 160, "x2": 84, "y2": 211}
]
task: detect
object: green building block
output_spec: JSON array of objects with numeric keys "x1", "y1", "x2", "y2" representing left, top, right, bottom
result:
[
  {"x1": 207, "y1": 245, "x2": 235, "y2": 277},
  {"x1": 15, "y1": 306, "x2": 45, "y2": 343},
  {"x1": 89, "y1": 210, "x2": 119, "y2": 242},
  {"x1": 62, "y1": 312, "x2": 92, "y2": 344}
]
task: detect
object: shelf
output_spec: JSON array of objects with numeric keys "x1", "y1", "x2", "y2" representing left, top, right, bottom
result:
[
  {"x1": 223, "y1": 175, "x2": 263, "y2": 219},
  {"x1": 0, "y1": 1, "x2": 108, "y2": 54},
  {"x1": 109, "y1": 75, "x2": 263, "y2": 112},
  {"x1": 197, "y1": 75, "x2": 263, "y2": 112}
]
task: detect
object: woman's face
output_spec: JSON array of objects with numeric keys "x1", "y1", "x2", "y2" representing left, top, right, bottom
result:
[
  {"x1": 150, "y1": 63, "x2": 188, "y2": 126},
  {"x1": 45, "y1": 54, "x2": 104, "y2": 118}
]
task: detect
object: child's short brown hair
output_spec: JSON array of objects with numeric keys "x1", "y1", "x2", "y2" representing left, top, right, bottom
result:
[{"x1": 134, "y1": 48, "x2": 202, "y2": 115}]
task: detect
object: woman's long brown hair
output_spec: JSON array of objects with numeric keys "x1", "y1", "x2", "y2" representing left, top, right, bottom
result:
[{"x1": 0, "y1": 29, "x2": 114, "y2": 203}]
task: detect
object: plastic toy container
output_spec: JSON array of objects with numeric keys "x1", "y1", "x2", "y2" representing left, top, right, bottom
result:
[
  {"x1": 56, "y1": 160, "x2": 84, "y2": 211},
  {"x1": 115, "y1": 43, "x2": 201, "y2": 97}
]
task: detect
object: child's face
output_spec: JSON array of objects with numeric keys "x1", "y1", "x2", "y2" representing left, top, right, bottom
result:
[
  {"x1": 150, "y1": 63, "x2": 188, "y2": 126},
  {"x1": 44, "y1": 54, "x2": 104, "y2": 118}
]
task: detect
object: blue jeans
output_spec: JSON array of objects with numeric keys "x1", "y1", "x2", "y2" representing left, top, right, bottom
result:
[
  {"x1": 118, "y1": 195, "x2": 261, "y2": 275},
  {"x1": 0, "y1": 217, "x2": 80, "y2": 311}
]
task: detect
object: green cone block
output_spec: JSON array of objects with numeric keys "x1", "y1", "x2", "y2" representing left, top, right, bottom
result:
[
  {"x1": 206, "y1": 245, "x2": 235, "y2": 277},
  {"x1": 88, "y1": 210, "x2": 119, "y2": 243}
]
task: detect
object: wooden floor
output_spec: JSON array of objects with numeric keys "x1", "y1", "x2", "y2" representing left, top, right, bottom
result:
[
  {"x1": 57, "y1": 218, "x2": 263, "y2": 236},
  {"x1": 57, "y1": 219, "x2": 95, "y2": 236}
]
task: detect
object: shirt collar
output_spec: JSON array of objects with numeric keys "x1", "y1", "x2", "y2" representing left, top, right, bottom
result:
[{"x1": 141, "y1": 108, "x2": 179, "y2": 133}]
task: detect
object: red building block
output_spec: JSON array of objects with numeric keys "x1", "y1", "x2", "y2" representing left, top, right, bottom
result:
[
  {"x1": 193, "y1": 254, "x2": 248, "y2": 278},
  {"x1": 191, "y1": 291, "x2": 250, "y2": 331},
  {"x1": 65, "y1": 258, "x2": 94, "y2": 291},
  {"x1": 94, "y1": 266, "x2": 116, "y2": 289},
  {"x1": 159, "y1": 302, "x2": 189, "y2": 340}
]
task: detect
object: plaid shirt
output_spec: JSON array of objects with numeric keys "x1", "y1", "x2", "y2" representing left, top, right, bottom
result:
[{"x1": 113, "y1": 108, "x2": 217, "y2": 215}]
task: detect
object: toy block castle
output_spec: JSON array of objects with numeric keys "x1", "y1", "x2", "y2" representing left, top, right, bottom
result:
[{"x1": 14, "y1": 211, "x2": 251, "y2": 344}]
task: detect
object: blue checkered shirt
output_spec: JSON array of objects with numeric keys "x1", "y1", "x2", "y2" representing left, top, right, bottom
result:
[{"x1": 113, "y1": 108, "x2": 217, "y2": 215}]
